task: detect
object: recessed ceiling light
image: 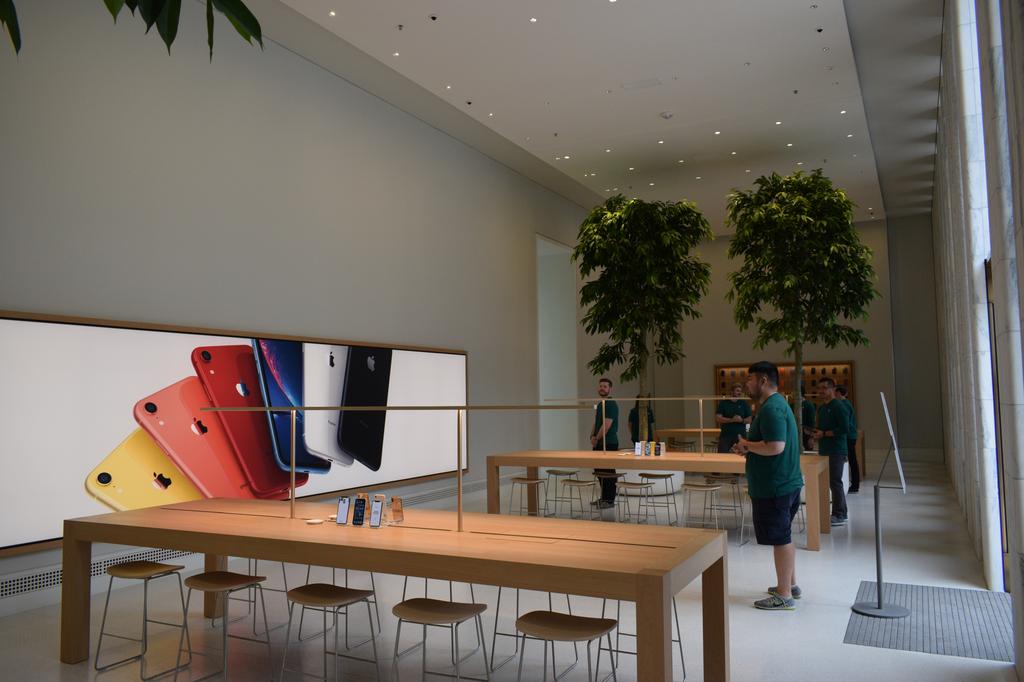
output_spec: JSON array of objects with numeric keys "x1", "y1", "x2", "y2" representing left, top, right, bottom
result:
[
  {"x1": 787, "y1": 143, "x2": 794, "y2": 147},
  {"x1": 445, "y1": 85, "x2": 452, "y2": 90},
  {"x1": 393, "y1": 52, "x2": 400, "y2": 57},
  {"x1": 658, "y1": 140, "x2": 665, "y2": 144},
  {"x1": 609, "y1": 0, "x2": 617, "y2": 3},
  {"x1": 696, "y1": 176, "x2": 702, "y2": 180},
  {"x1": 564, "y1": 155, "x2": 570, "y2": 159},
  {"x1": 731, "y1": 151, "x2": 737, "y2": 155},
  {"x1": 628, "y1": 167, "x2": 635, "y2": 171},
  {"x1": 488, "y1": 112, "x2": 494, "y2": 117},
  {"x1": 555, "y1": 156, "x2": 562, "y2": 160},
  {"x1": 605, "y1": 188, "x2": 611, "y2": 192},
  {"x1": 745, "y1": 169, "x2": 751, "y2": 173},
  {"x1": 329, "y1": 10, "x2": 336, "y2": 17},
  {"x1": 868, "y1": 207, "x2": 873, "y2": 211},
  {"x1": 649, "y1": 182, "x2": 655, "y2": 186},
  {"x1": 853, "y1": 153, "x2": 858, "y2": 157},
  {"x1": 605, "y1": 149, "x2": 612, "y2": 153},
  {"x1": 797, "y1": 162, "x2": 804, "y2": 165},
  {"x1": 841, "y1": 110, "x2": 847, "y2": 114},
  {"x1": 678, "y1": 159, "x2": 685, "y2": 163},
  {"x1": 714, "y1": 131, "x2": 721, "y2": 135},
  {"x1": 846, "y1": 133, "x2": 853, "y2": 138},
  {"x1": 530, "y1": 17, "x2": 538, "y2": 23},
  {"x1": 613, "y1": 187, "x2": 619, "y2": 190},
  {"x1": 775, "y1": 121, "x2": 782, "y2": 125}
]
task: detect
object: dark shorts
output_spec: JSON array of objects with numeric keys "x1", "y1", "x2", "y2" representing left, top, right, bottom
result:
[{"x1": 751, "y1": 490, "x2": 802, "y2": 546}]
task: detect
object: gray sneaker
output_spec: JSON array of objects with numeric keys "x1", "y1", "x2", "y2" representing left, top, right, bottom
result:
[
  {"x1": 768, "y1": 585, "x2": 802, "y2": 599},
  {"x1": 830, "y1": 515, "x2": 847, "y2": 526},
  {"x1": 754, "y1": 594, "x2": 796, "y2": 611}
]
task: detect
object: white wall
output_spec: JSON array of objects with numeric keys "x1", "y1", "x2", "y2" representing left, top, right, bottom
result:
[
  {"x1": 0, "y1": 0, "x2": 584, "y2": 588},
  {"x1": 537, "y1": 238, "x2": 579, "y2": 449}
]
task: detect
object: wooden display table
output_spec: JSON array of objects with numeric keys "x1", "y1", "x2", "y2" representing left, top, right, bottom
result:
[
  {"x1": 487, "y1": 450, "x2": 831, "y2": 551},
  {"x1": 60, "y1": 498, "x2": 729, "y2": 681}
]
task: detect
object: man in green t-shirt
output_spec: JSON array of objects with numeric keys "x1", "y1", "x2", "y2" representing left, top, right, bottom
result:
[
  {"x1": 735, "y1": 361, "x2": 804, "y2": 611},
  {"x1": 812, "y1": 377, "x2": 849, "y2": 525},
  {"x1": 715, "y1": 382, "x2": 752, "y2": 452},
  {"x1": 590, "y1": 377, "x2": 620, "y2": 509},
  {"x1": 835, "y1": 385, "x2": 860, "y2": 493}
]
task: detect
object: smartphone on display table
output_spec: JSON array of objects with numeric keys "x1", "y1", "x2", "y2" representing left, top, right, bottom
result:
[
  {"x1": 301, "y1": 343, "x2": 354, "y2": 465},
  {"x1": 338, "y1": 346, "x2": 392, "y2": 471},
  {"x1": 351, "y1": 497, "x2": 367, "y2": 526},
  {"x1": 369, "y1": 494, "x2": 385, "y2": 528},
  {"x1": 252, "y1": 339, "x2": 331, "y2": 474},
  {"x1": 191, "y1": 344, "x2": 307, "y2": 498},
  {"x1": 336, "y1": 497, "x2": 351, "y2": 525},
  {"x1": 133, "y1": 377, "x2": 256, "y2": 498},
  {"x1": 86, "y1": 428, "x2": 204, "y2": 511},
  {"x1": 391, "y1": 496, "x2": 404, "y2": 524}
]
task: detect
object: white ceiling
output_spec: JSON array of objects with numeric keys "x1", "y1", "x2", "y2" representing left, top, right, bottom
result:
[{"x1": 281, "y1": 0, "x2": 887, "y2": 230}]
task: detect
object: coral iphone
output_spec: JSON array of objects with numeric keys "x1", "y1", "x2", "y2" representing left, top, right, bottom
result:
[
  {"x1": 133, "y1": 377, "x2": 256, "y2": 498},
  {"x1": 86, "y1": 428, "x2": 204, "y2": 511},
  {"x1": 191, "y1": 344, "x2": 307, "y2": 498}
]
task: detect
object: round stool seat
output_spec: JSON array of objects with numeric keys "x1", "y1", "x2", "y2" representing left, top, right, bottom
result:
[
  {"x1": 594, "y1": 472, "x2": 625, "y2": 479},
  {"x1": 184, "y1": 571, "x2": 266, "y2": 593},
  {"x1": 511, "y1": 477, "x2": 545, "y2": 485},
  {"x1": 705, "y1": 476, "x2": 740, "y2": 485},
  {"x1": 562, "y1": 479, "x2": 597, "y2": 487},
  {"x1": 286, "y1": 583, "x2": 374, "y2": 609},
  {"x1": 392, "y1": 598, "x2": 486, "y2": 626},
  {"x1": 616, "y1": 481, "x2": 654, "y2": 491},
  {"x1": 106, "y1": 561, "x2": 184, "y2": 580},
  {"x1": 683, "y1": 482, "x2": 722, "y2": 492},
  {"x1": 546, "y1": 469, "x2": 578, "y2": 477},
  {"x1": 639, "y1": 473, "x2": 674, "y2": 480},
  {"x1": 515, "y1": 610, "x2": 617, "y2": 643}
]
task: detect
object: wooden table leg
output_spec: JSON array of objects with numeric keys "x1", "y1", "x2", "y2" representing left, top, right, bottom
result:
[
  {"x1": 526, "y1": 466, "x2": 540, "y2": 515},
  {"x1": 636, "y1": 571, "x2": 672, "y2": 680},
  {"x1": 819, "y1": 464, "x2": 831, "y2": 536},
  {"x1": 203, "y1": 554, "x2": 227, "y2": 618},
  {"x1": 804, "y1": 469, "x2": 821, "y2": 551},
  {"x1": 701, "y1": 554, "x2": 730, "y2": 682},
  {"x1": 486, "y1": 457, "x2": 500, "y2": 514},
  {"x1": 59, "y1": 530, "x2": 91, "y2": 663}
]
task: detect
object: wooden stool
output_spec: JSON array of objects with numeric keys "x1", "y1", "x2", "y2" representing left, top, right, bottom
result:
[
  {"x1": 280, "y1": 583, "x2": 379, "y2": 681},
  {"x1": 615, "y1": 481, "x2": 655, "y2": 523},
  {"x1": 561, "y1": 479, "x2": 599, "y2": 519},
  {"x1": 489, "y1": 590, "x2": 578, "y2": 673},
  {"x1": 639, "y1": 472, "x2": 680, "y2": 525},
  {"x1": 391, "y1": 598, "x2": 490, "y2": 681},
  {"x1": 173, "y1": 571, "x2": 272, "y2": 681},
  {"x1": 682, "y1": 482, "x2": 723, "y2": 529},
  {"x1": 94, "y1": 560, "x2": 191, "y2": 680},
  {"x1": 544, "y1": 469, "x2": 579, "y2": 516},
  {"x1": 297, "y1": 567, "x2": 382, "y2": 643},
  {"x1": 704, "y1": 473, "x2": 744, "y2": 528},
  {"x1": 397, "y1": 578, "x2": 481, "y2": 665},
  {"x1": 514, "y1": 610, "x2": 618, "y2": 681},
  {"x1": 509, "y1": 477, "x2": 547, "y2": 516}
]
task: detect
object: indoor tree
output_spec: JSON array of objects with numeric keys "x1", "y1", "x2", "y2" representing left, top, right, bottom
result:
[
  {"x1": 725, "y1": 169, "x2": 878, "y2": 438},
  {"x1": 573, "y1": 195, "x2": 712, "y2": 441},
  {"x1": 1, "y1": 0, "x2": 262, "y2": 57}
]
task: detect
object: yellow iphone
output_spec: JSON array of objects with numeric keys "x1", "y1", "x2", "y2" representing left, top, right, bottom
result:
[{"x1": 86, "y1": 429, "x2": 204, "y2": 511}]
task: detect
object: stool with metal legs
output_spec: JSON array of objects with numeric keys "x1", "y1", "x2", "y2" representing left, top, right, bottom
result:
[
  {"x1": 391, "y1": 597, "x2": 490, "y2": 681},
  {"x1": 704, "y1": 473, "x2": 744, "y2": 528},
  {"x1": 298, "y1": 567, "x2": 383, "y2": 643},
  {"x1": 229, "y1": 559, "x2": 289, "y2": 635},
  {"x1": 396, "y1": 578, "x2": 481, "y2": 665},
  {"x1": 638, "y1": 473, "x2": 680, "y2": 525},
  {"x1": 94, "y1": 560, "x2": 192, "y2": 680},
  {"x1": 614, "y1": 481, "x2": 655, "y2": 523},
  {"x1": 280, "y1": 583, "x2": 380, "y2": 681},
  {"x1": 681, "y1": 482, "x2": 722, "y2": 529},
  {"x1": 514, "y1": 611, "x2": 618, "y2": 682},
  {"x1": 544, "y1": 469, "x2": 579, "y2": 517},
  {"x1": 599, "y1": 598, "x2": 686, "y2": 679},
  {"x1": 489, "y1": 589, "x2": 579, "y2": 674},
  {"x1": 173, "y1": 571, "x2": 272, "y2": 681},
  {"x1": 561, "y1": 479, "x2": 599, "y2": 520},
  {"x1": 509, "y1": 477, "x2": 547, "y2": 516}
]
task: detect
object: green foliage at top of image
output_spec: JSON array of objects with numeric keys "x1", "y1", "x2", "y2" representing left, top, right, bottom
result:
[{"x1": 2, "y1": 0, "x2": 262, "y2": 59}]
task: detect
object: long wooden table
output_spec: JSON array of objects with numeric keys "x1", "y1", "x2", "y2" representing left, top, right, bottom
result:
[
  {"x1": 487, "y1": 450, "x2": 831, "y2": 550},
  {"x1": 60, "y1": 498, "x2": 728, "y2": 681}
]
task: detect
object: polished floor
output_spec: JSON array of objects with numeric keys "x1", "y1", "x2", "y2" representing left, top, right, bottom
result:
[{"x1": 0, "y1": 461, "x2": 1017, "y2": 681}]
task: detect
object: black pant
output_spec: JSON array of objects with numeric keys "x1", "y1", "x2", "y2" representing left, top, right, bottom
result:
[
  {"x1": 847, "y1": 439, "x2": 860, "y2": 490},
  {"x1": 593, "y1": 442, "x2": 618, "y2": 501},
  {"x1": 829, "y1": 455, "x2": 848, "y2": 519},
  {"x1": 718, "y1": 433, "x2": 740, "y2": 453}
]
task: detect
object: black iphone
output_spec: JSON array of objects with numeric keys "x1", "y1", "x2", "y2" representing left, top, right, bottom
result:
[
  {"x1": 337, "y1": 346, "x2": 392, "y2": 471},
  {"x1": 351, "y1": 497, "x2": 367, "y2": 526}
]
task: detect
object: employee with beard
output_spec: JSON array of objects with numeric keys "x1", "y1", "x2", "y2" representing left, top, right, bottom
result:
[
  {"x1": 589, "y1": 377, "x2": 619, "y2": 509},
  {"x1": 734, "y1": 361, "x2": 804, "y2": 610}
]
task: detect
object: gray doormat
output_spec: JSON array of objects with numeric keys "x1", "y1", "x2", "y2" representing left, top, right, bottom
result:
[{"x1": 844, "y1": 581, "x2": 1012, "y2": 662}]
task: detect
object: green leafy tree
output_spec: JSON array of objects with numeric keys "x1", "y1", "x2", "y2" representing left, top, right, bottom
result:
[
  {"x1": 573, "y1": 195, "x2": 712, "y2": 441},
  {"x1": 1, "y1": 0, "x2": 261, "y2": 58},
  {"x1": 725, "y1": 169, "x2": 878, "y2": 438}
]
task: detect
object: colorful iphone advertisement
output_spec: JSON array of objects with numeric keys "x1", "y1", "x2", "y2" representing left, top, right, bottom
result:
[{"x1": 0, "y1": 317, "x2": 467, "y2": 549}]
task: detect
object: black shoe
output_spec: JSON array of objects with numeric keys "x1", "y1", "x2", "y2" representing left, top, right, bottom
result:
[
  {"x1": 848, "y1": 487, "x2": 859, "y2": 494},
  {"x1": 597, "y1": 500, "x2": 615, "y2": 510}
]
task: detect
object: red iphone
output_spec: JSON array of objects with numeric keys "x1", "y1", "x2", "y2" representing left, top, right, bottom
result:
[
  {"x1": 191, "y1": 345, "x2": 306, "y2": 498},
  {"x1": 134, "y1": 377, "x2": 256, "y2": 499}
]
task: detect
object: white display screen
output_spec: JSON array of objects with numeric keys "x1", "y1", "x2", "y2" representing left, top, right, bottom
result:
[{"x1": 0, "y1": 317, "x2": 467, "y2": 549}]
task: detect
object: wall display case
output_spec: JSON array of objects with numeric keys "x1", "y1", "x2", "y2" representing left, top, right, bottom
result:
[{"x1": 714, "y1": 361, "x2": 856, "y2": 410}]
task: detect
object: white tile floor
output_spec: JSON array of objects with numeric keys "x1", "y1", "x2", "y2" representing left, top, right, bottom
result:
[{"x1": 0, "y1": 461, "x2": 1017, "y2": 681}]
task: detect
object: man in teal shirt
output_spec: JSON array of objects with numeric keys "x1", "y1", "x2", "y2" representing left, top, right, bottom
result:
[
  {"x1": 590, "y1": 377, "x2": 619, "y2": 509},
  {"x1": 813, "y1": 377, "x2": 849, "y2": 525},
  {"x1": 715, "y1": 382, "x2": 752, "y2": 452},
  {"x1": 735, "y1": 361, "x2": 804, "y2": 610},
  {"x1": 836, "y1": 385, "x2": 859, "y2": 493}
]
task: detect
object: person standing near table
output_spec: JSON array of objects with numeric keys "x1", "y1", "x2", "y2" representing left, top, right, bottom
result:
[
  {"x1": 734, "y1": 361, "x2": 804, "y2": 610},
  {"x1": 628, "y1": 396, "x2": 655, "y2": 444},
  {"x1": 590, "y1": 377, "x2": 619, "y2": 509},
  {"x1": 813, "y1": 377, "x2": 849, "y2": 525},
  {"x1": 715, "y1": 382, "x2": 752, "y2": 452},
  {"x1": 835, "y1": 385, "x2": 860, "y2": 493},
  {"x1": 792, "y1": 384, "x2": 817, "y2": 450}
]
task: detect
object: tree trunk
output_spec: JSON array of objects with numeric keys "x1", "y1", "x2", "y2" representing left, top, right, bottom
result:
[
  {"x1": 794, "y1": 343, "x2": 804, "y2": 450},
  {"x1": 638, "y1": 363, "x2": 650, "y2": 442}
]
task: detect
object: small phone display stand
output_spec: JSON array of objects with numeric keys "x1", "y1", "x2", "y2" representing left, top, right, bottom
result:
[{"x1": 851, "y1": 392, "x2": 910, "y2": 619}]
